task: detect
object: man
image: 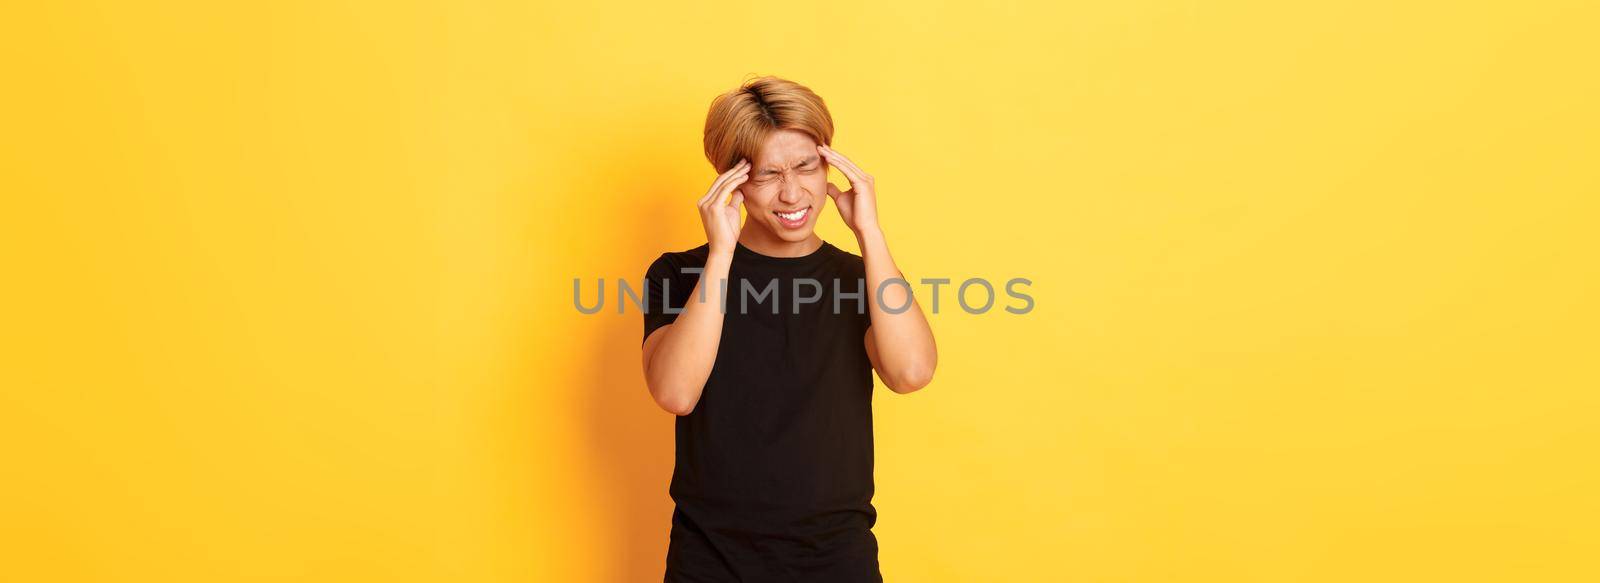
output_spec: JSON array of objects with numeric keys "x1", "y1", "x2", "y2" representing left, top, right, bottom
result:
[{"x1": 642, "y1": 76, "x2": 938, "y2": 581}]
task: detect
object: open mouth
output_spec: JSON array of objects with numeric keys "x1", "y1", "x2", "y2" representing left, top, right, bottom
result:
[{"x1": 773, "y1": 206, "x2": 811, "y2": 229}]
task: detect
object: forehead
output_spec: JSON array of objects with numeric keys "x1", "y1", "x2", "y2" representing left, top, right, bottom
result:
[{"x1": 753, "y1": 129, "x2": 819, "y2": 167}]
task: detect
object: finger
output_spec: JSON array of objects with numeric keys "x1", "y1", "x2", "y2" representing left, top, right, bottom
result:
[
  {"x1": 826, "y1": 182, "x2": 845, "y2": 199},
  {"x1": 707, "y1": 159, "x2": 748, "y2": 194},
  {"x1": 705, "y1": 159, "x2": 749, "y2": 204},
  {"x1": 834, "y1": 154, "x2": 869, "y2": 186},
  {"x1": 726, "y1": 192, "x2": 746, "y2": 226},
  {"x1": 818, "y1": 144, "x2": 863, "y2": 177},
  {"x1": 701, "y1": 160, "x2": 749, "y2": 206},
  {"x1": 827, "y1": 156, "x2": 867, "y2": 190},
  {"x1": 819, "y1": 146, "x2": 869, "y2": 186},
  {"x1": 725, "y1": 171, "x2": 749, "y2": 194},
  {"x1": 699, "y1": 176, "x2": 724, "y2": 207},
  {"x1": 718, "y1": 173, "x2": 749, "y2": 205}
]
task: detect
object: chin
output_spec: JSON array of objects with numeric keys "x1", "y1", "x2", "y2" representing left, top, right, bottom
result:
[
  {"x1": 756, "y1": 218, "x2": 815, "y2": 241},
  {"x1": 775, "y1": 226, "x2": 815, "y2": 241}
]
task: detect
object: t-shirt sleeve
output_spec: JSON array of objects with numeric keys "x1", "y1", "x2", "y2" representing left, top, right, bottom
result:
[{"x1": 642, "y1": 254, "x2": 687, "y2": 346}]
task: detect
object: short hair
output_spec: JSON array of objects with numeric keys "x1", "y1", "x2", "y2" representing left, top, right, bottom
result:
[{"x1": 702, "y1": 76, "x2": 834, "y2": 173}]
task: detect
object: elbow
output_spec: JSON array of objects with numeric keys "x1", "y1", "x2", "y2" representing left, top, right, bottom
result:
[
  {"x1": 660, "y1": 398, "x2": 696, "y2": 416},
  {"x1": 885, "y1": 364, "x2": 935, "y2": 394},
  {"x1": 650, "y1": 385, "x2": 698, "y2": 416}
]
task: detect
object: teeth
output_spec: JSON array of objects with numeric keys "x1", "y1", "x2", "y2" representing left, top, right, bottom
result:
[{"x1": 777, "y1": 208, "x2": 807, "y2": 221}]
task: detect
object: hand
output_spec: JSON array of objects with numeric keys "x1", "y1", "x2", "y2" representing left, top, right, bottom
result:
[
  {"x1": 818, "y1": 145, "x2": 879, "y2": 235},
  {"x1": 699, "y1": 158, "x2": 749, "y2": 254}
]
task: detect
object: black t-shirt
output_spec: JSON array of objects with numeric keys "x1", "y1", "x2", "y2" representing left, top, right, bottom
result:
[{"x1": 643, "y1": 240, "x2": 882, "y2": 582}]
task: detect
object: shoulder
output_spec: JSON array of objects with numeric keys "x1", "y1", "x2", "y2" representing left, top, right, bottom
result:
[
  {"x1": 646, "y1": 243, "x2": 711, "y2": 276},
  {"x1": 823, "y1": 242, "x2": 865, "y2": 273}
]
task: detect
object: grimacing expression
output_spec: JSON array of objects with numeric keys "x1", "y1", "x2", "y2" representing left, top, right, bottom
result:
[{"x1": 738, "y1": 129, "x2": 828, "y2": 242}]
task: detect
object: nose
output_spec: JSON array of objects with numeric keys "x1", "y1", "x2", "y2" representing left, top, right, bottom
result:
[{"x1": 777, "y1": 174, "x2": 805, "y2": 205}]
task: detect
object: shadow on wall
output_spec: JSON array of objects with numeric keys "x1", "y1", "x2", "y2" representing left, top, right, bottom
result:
[{"x1": 580, "y1": 121, "x2": 690, "y2": 582}]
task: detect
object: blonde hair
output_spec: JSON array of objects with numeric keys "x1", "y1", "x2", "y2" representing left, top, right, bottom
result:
[{"x1": 702, "y1": 76, "x2": 834, "y2": 173}]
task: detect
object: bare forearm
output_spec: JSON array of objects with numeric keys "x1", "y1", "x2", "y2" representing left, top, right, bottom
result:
[
  {"x1": 645, "y1": 250, "x2": 733, "y2": 414},
  {"x1": 859, "y1": 227, "x2": 938, "y2": 392}
]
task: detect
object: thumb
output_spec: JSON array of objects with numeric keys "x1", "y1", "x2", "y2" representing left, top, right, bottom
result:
[
  {"x1": 730, "y1": 192, "x2": 745, "y2": 207},
  {"x1": 826, "y1": 183, "x2": 843, "y2": 199}
]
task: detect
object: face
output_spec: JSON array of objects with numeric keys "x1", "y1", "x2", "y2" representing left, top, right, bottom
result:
[{"x1": 737, "y1": 129, "x2": 828, "y2": 242}]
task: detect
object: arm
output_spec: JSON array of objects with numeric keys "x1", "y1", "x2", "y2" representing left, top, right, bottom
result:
[
  {"x1": 642, "y1": 250, "x2": 734, "y2": 415},
  {"x1": 820, "y1": 144, "x2": 938, "y2": 393},
  {"x1": 641, "y1": 158, "x2": 749, "y2": 415}
]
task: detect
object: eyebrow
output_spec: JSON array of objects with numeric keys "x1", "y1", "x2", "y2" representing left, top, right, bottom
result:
[{"x1": 764, "y1": 156, "x2": 818, "y2": 171}]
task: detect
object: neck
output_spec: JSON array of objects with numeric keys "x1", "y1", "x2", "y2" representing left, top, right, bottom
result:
[{"x1": 737, "y1": 225, "x2": 823, "y2": 258}]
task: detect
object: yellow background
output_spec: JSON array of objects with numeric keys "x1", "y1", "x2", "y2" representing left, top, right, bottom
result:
[{"x1": 3, "y1": 1, "x2": 1596, "y2": 581}]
